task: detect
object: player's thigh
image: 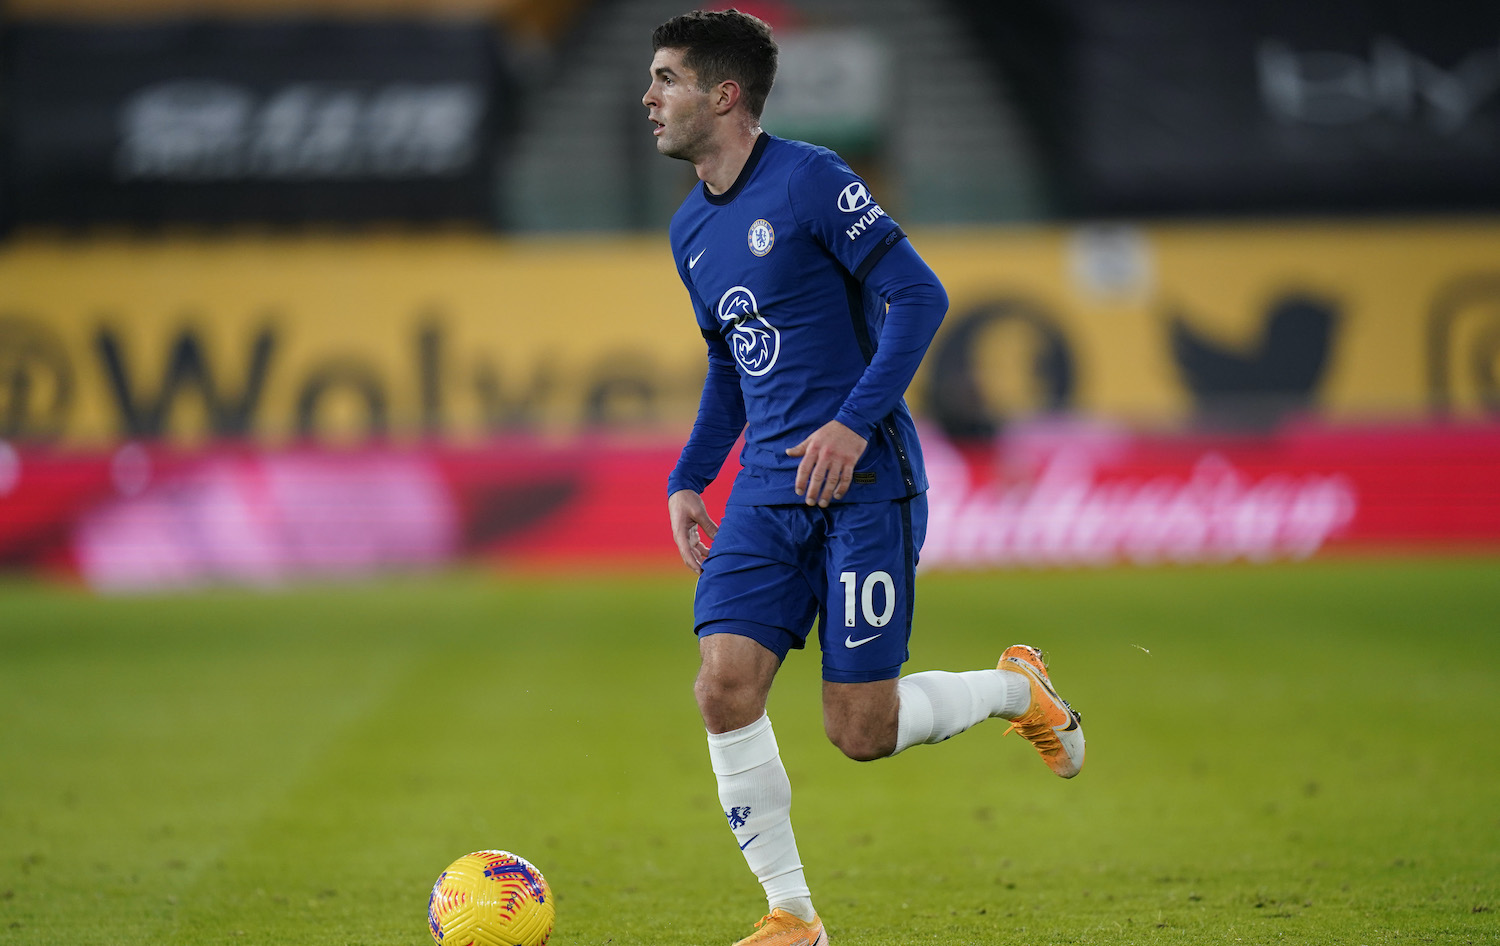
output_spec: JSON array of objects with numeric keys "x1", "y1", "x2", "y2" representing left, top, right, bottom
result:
[{"x1": 819, "y1": 495, "x2": 927, "y2": 684}]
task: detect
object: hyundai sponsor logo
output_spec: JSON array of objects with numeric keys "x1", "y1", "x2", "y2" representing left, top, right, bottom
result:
[
  {"x1": 837, "y1": 181, "x2": 873, "y2": 213},
  {"x1": 844, "y1": 205, "x2": 888, "y2": 240}
]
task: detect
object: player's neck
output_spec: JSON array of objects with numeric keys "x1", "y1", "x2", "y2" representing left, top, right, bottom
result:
[{"x1": 697, "y1": 124, "x2": 764, "y2": 195}]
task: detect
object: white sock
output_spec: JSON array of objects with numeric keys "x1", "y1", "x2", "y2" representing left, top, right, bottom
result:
[
  {"x1": 892, "y1": 669, "x2": 1031, "y2": 755},
  {"x1": 706, "y1": 715, "x2": 815, "y2": 920}
]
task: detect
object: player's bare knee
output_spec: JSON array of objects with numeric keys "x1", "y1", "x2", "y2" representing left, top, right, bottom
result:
[
  {"x1": 694, "y1": 671, "x2": 764, "y2": 732},
  {"x1": 822, "y1": 679, "x2": 899, "y2": 760},
  {"x1": 693, "y1": 672, "x2": 732, "y2": 716},
  {"x1": 826, "y1": 722, "x2": 895, "y2": 762}
]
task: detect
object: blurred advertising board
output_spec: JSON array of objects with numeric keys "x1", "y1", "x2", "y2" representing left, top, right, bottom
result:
[
  {"x1": 2, "y1": 19, "x2": 505, "y2": 227},
  {"x1": 0, "y1": 234, "x2": 707, "y2": 446},
  {"x1": 1, "y1": 422, "x2": 1497, "y2": 587},
  {"x1": 921, "y1": 420, "x2": 1500, "y2": 569},
  {"x1": 1, "y1": 222, "x2": 1498, "y2": 448},
  {"x1": 3, "y1": 220, "x2": 1499, "y2": 584},
  {"x1": 966, "y1": 0, "x2": 1500, "y2": 216}
]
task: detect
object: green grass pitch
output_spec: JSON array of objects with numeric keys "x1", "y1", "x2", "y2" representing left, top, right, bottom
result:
[{"x1": 2, "y1": 558, "x2": 1497, "y2": 945}]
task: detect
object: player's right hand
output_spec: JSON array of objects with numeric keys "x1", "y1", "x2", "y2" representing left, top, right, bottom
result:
[{"x1": 668, "y1": 489, "x2": 719, "y2": 574}]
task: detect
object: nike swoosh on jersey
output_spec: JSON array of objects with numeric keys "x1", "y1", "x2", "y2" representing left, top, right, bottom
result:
[
  {"x1": 844, "y1": 633, "x2": 882, "y2": 649},
  {"x1": 688, "y1": 248, "x2": 707, "y2": 269}
]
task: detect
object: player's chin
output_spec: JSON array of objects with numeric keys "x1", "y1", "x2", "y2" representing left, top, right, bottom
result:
[{"x1": 656, "y1": 136, "x2": 701, "y2": 163}]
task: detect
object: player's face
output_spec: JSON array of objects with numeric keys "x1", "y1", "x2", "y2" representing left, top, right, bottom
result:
[{"x1": 643, "y1": 47, "x2": 715, "y2": 163}]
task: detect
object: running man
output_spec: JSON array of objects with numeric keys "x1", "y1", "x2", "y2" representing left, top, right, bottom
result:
[{"x1": 645, "y1": 11, "x2": 1085, "y2": 945}]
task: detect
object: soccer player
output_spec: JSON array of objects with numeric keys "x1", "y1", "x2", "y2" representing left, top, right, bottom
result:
[{"x1": 645, "y1": 11, "x2": 1085, "y2": 946}]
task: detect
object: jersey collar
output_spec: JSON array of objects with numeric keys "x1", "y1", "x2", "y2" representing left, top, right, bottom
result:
[{"x1": 702, "y1": 132, "x2": 770, "y2": 206}]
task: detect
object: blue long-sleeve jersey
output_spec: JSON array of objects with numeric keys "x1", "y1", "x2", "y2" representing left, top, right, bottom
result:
[{"x1": 666, "y1": 134, "x2": 948, "y2": 505}]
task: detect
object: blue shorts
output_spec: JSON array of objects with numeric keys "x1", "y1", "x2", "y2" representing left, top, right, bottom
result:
[{"x1": 693, "y1": 494, "x2": 928, "y2": 683}]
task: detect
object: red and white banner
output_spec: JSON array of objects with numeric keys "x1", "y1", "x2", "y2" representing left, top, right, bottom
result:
[
  {"x1": 921, "y1": 421, "x2": 1500, "y2": 568},
  {"x1": 1, "y1": 421, "x2": 1496, "y2": 590}
]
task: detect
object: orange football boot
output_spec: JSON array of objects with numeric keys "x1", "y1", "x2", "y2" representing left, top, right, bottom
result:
[
  {"x1": 731, "y1": 909, "x2": 827, "y2": 946},
  {"x1": 998, "y1": 644, "x2": 1086, "y2": 778}
]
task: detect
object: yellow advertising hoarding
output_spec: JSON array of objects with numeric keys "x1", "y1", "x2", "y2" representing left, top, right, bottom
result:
[
  {"x1": 0, "y1": 234, "x2": 706, "y2": 446},
  {"x1": 1, "y1": 221, "x2": 1496, "y2": 447},
  {"x1": 922, "y1": 219, "x2": 1500, "y2": 430}
]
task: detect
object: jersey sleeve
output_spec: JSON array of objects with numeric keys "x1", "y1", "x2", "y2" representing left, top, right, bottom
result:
[
  {"x1": 787, "y1": 150, "x2": 949, "y2": 438},
  {"x1": 832, "y1": 239, "x2": 949, "y2": 436},
  {"x1": 786, "y1": 150, "x2": 907, "y2": 281},
  {"x1": 667, "y1": 274, "x2": 746, "y2": 497}
]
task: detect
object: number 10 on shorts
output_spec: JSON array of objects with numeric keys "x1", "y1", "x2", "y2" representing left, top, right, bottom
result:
[{"x1": 840, "y1": 570, "x2": 895, "y2": 628}]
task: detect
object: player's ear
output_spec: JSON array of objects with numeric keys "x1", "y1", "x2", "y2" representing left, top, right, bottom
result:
[{"x1": 713, "y1": 79, "x2": 741, "y2": 115}]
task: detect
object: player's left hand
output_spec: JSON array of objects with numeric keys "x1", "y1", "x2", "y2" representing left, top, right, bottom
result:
[{"x1": 787, "y1": 420, "x2": 868, "y2": 507}]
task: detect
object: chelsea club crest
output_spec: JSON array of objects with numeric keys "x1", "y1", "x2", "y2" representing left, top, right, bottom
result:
[{"x1": 748, "y1": 218, "x2": 775, "y2": 257}]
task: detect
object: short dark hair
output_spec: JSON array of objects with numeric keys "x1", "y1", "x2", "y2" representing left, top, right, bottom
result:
[{"x1": 652, "y1": 9, "x2": 778, "y2": 119}]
